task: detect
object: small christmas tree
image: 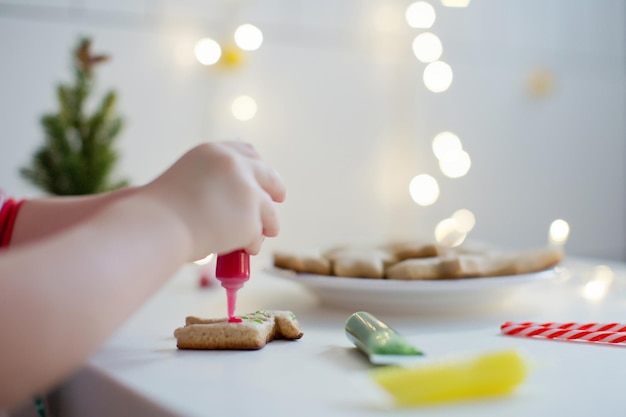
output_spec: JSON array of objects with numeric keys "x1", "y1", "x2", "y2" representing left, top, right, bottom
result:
[{"x1": 21, "y1": 37, "x2": 128, "y2": 195}]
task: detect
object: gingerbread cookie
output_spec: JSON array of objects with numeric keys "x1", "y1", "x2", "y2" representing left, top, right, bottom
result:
[
  {"x1": 273, "y1": 251, "x2": 331, "y2": 275},
  {"x1": 324, "y1": 247, "x2": 395, "y2": 279},
  {"x1": 174, "y1": 310, "x2": 303, "y2": 350},
  {"x1": 384, "y1": 240, "x2": 446, "y2": 261},
  {"x1": 494, "y1": 247, "x2": 564, "y2": 276},
  {"x1": 439, "y1": 254, "x2": 486, "y2": 278},
  {"x1": 385, "y1": 257, "x2": 445, "y2": 280}
]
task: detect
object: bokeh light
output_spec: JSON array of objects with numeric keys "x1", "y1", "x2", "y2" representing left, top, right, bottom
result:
[
  {"x1": 409, "y1": 174, "x2": 440, "y2": 206},
  {"x1": 432, "y1": 131, "x2": 462, "y2": 161},
  {"x1": 583, "y1": 281, "x2": 606, "y2": 301},
  {"x1": 219, "y1": 45, "x2": 245, "y2": 68},
  {"x1": 234, "y1": 24, "x2": 263, "y2": 51},
  {"x1": 232, "y1": 95, "x2": 257, "y2": 121},
  {"x1": 593, "y1": 265, "x2": 614, "y2": 282},
  {"x1": 423, "y1": 61, "x2": 453, "y2": 92},
  {"x1": 439, "y1": 150, "x2": 471, "y2": 178},
  {"x1": 412, "y1": 32, "x2": 443, "y2": 63},
  {"x1": 405, "y1": 1, "x2": 436, "y2": 29},
  {"x1": 549, "y1": 219, "x2": 570, "y2": 245},
  {"x1": 194, "y1": 38, "x2": 222, "y2": 66},
  {"x1": 452, "y1": 208, "x2": 476, "y2": 233},
  {"x1": 582, "y1": 265, "x2": 614, "y2": 301},
  {"x1": 435, "y1": 218, "x2": 467, "y2": 247},
  {"x1": 526, "y1": 68, "x2": 556, "y2": 98}
]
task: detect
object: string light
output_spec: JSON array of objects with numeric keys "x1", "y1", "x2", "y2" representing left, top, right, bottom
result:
[
  {"x1": 435, "y1": 218, "x2": 467, "y2": 247},
  {"x1": 403, "y1": 4, "x2": 473, "y2": 245},
  {"x1": 423, "y1": 60, "x2": 453, "y2": 92},
  {"x1": 232, "y1": 95, "x2": 257, "y2": 121},
  {"x1": 549, "y1": 219, "x2": 570, "y2": 245},
  {"x1": 452, "y1": 208, "x2": 475, "y2": 233},
  {"x1": 405, "y1": 1, "x2": 436, "y2": 29},
  {"x1": 194, "y1": 38, "x2": 221, "y2": 65},
  {"x1": 434, "y1": 209, "x2": 475, "y2": 247},
  {"x1": 195, "y1": 24, "x2": 263, "y2": 70},
  {"x1": 409, "y1": 174, "x2": 440, "y2": 206},
  {"x1": 439, "y1": 150, "x2": 471, "y2": 178},
  {"x1": 432, "y1": 131, "x2": 462, "y2": 160},
  {"x1": 431, "y1": 131, "x2": 471, "y2": 178},
  {"x1": 412, "y1": 32, "x2": 443, "y2": 63},
  {"x1": 234, "y1": 24, "x2": 263, "y2": 51}
]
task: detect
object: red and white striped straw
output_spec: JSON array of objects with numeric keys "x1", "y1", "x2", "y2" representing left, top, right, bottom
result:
[
  {"x1": 501, "y1": 321, "x2": 626, "y2": 333},
  {"x1": 500, "y1": 322, "x2": 626, "y2": 346}
]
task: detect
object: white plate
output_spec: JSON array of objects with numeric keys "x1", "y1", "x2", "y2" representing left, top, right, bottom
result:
[{"x1": 267, "y1": 266, "x2": 567, "y2": 313}]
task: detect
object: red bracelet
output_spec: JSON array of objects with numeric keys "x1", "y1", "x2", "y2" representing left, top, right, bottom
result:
[
  {"x1": 0, "y1": 198, "x2": 14, "y2": 247},
  {"x1": 0, "y1": 198, "x2": 25, "y2": 249}
]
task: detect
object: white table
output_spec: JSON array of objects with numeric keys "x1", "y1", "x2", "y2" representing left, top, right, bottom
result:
[{"x1": 51, "y1": 257, "x2": 626, "y2": 416}]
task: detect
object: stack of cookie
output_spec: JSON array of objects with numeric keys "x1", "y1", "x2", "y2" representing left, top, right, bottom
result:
[{"x1": 273, "y1": 241, "x2": 564, "y2": 280}]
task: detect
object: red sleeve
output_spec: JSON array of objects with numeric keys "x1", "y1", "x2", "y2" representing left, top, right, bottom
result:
[{"x1": 0, "y1": 197, "x2": 26, "y2": 249}]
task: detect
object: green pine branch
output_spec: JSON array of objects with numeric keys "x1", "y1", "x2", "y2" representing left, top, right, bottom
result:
[{"x1": 20, "y1": 37, "x2": 129, "y2": 195}]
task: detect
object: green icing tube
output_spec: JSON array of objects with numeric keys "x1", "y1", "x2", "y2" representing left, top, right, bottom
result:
[{"x1": 345, "y1": 311, "x2": 423, "y2": 365}]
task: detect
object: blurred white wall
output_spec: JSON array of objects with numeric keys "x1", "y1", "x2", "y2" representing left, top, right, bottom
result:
[{"x1": 0, "y1": 0, "x2": 624, "y2": 260}]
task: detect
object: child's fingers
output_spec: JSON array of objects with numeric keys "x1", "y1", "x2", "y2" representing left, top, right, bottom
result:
[
  {"x1": 223, "y1": 140, "x2": 262, "y2": 160},
  {"x1": 223, "y1": 140, "x2": 285, "y2": 202},
  {"x1": 253, "y1": 162, "x2": 286, "y2": 203},
  {"x1": 244, "y1": 236, "x2": 263, "y2": 255},
  {"x1": 260, "y1": 196, "x2": 280, "y2": 238}
]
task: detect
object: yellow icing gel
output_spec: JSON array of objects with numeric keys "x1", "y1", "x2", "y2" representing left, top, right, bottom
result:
[{"x1": 371, "y1": 349, "x2": 527, "y2": 406}]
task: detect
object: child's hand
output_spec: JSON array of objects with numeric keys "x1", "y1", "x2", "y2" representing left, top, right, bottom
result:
[{"x1": 142, "y1": 141, "x2": 286, "y2": 261}]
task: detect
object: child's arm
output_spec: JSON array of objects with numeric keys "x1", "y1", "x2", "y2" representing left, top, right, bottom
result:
[
  {"x1": 0, "y1": 141, "x2": 285, "y2": 410},
  {"x1": 10, "y1": 186, "x2": 138, "y2": 247},
  {"x1": 0, "y1": 193, "x2": 190, "y2": 410}
]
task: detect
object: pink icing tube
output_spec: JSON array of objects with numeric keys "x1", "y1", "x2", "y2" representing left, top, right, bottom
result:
[{"x1": 215, "y1": 250, "x2": 250, "y2": 323}]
